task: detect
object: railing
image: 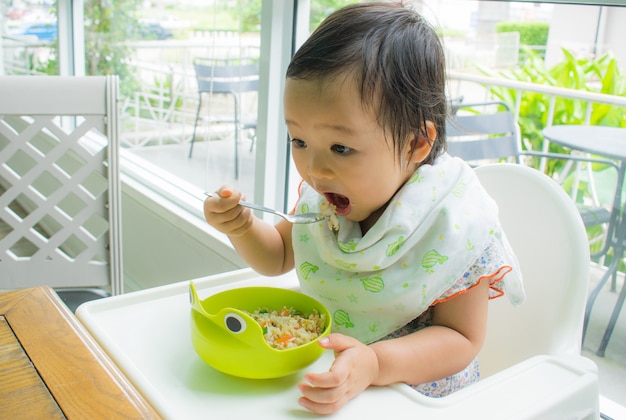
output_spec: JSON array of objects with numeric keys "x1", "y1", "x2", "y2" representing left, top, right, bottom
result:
[
  {"x1": 448, "y1": 70, "x2": 626, "y2": 122},
  {"x1": 120, "y1": 39, "x2": 260, "y2": 149},
  {"x1": 447, "y1": 70, "x2": 625, "y2": 178},
  {"x1": 0, "y1": 35, "x2": 52, "y2": 75},
  {"x1": 120, "y1": 63, "x2": 196, "y2": 148},
  {"x1": 447, "y1": 69, "x2": 626, "y2": 177},
  {"x1": 448, "y1": 70, "x2": 625, "y2": 260},
  {"x1": 121, "y1": 66, "x2": 626, "y2": 146}
]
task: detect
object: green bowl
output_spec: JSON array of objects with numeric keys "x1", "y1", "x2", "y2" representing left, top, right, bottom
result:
[{"x1": 189, "y1": 282, "x2": 332, "y2": 379}]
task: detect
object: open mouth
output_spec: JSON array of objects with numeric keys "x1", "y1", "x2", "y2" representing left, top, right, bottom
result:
[{"x1": 324, "y1": 193, "x2": 351, "y2": 216}]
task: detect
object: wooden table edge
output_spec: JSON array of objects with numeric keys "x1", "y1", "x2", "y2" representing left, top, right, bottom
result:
[{"x1": 1, "y1": 286, "x2": 161, "y2": 419}]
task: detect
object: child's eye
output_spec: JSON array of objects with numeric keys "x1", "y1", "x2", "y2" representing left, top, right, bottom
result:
[
  {"x1": 331, "y1": 144, "x2": 352, "y2": 155},
  {"x1": 290, "y1": 138, "x2": 306, "y2": 148}
]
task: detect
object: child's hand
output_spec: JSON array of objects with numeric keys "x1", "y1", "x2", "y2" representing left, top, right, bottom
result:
[
  {"x1": 297, "y1": 333, "x2": 379, "y2": 415},
  {"x1": 203, "y1": 186, "x2": 254, "y2": 237}
]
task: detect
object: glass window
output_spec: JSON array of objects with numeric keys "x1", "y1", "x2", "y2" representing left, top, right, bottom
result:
[
  {"x1": 286, "y1": 0, "x2": 626, "y2": 205},
  {"x1": 2, "y1": 0, "x2": 624, "y2": 212},
  {"x1": 79, "y1": 0, "x2": 262, "y2": 204},
  {"x1": 1, "y1": 0, "x2": 59, "y2": 75}
]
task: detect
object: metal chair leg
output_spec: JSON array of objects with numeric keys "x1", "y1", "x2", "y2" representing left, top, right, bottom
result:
[
  {"x1": 583, "y1": 255, "x2": 619, "y2": 342},
  {"x1": 249, "y1": 128, "x2": 257, "y2": 152},
  {"x1": 597, "y1": 274, "x2": 626, "y2": 356}
]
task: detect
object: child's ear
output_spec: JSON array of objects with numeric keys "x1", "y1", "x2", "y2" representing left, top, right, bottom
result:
[{"x1": 406, "y1": 121, "x2": 436, "y2": 163}]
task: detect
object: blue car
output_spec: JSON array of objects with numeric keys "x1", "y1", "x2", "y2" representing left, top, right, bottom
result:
[{"x1": 20, "y1": 22, "x2": 57, "y2": 41}]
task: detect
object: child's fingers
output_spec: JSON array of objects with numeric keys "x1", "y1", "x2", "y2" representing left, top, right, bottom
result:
[
  {"x1": 217, "y1": 186, "x2": 234, "y2": 198},
  {"x1": 317, "y1": 333, "x2": 360, "y2": 353},
  {"x1": 206, "y1": 186, "x2": 241, "y2": 212},
  {"x1": 302, "y1": 369, "x2": 345, "y2": 389}
]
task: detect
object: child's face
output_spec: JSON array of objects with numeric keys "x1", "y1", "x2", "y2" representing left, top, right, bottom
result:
[{"x1": 284, "y1": 74, "x2": 424, "y2": 230}]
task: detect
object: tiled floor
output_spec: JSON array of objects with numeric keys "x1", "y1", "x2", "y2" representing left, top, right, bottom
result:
[
  {"x1": 132, "y1": 134, "x2": 259, "y2": 202},
  {"x1": 131, "y1": 138, "x2": 626, "y2": 416}
]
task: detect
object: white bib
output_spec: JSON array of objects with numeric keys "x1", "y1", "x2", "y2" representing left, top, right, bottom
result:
[{"x1": 292, "y1": 154, "x2": 524, "y2": 344}]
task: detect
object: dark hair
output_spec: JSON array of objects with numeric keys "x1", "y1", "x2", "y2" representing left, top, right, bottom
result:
[{"x1": 286, "y1": 2, "x2": 447, "y2": 165}]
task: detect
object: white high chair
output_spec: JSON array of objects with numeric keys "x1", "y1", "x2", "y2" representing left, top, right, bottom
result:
[
  {"x1": 421, "y1": 163, "x2": 599, "y2": 418},
  {"x1": 475, "y1": 163, "x2": 593, "y2": 376},
  {"x1": 75, "y1": 163, "x2": 600, "y2": 419}
]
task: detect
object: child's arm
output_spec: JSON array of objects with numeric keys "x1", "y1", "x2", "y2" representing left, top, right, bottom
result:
[
  {"x1": 371, "y1": 278, "x2": 489, "y2": 384},
  {"x1": 203, "y1": 187, "x2": 294, "y2": 275},
  {"x1": 298, "y1": 279, "x2": 490, "y2": 415}
]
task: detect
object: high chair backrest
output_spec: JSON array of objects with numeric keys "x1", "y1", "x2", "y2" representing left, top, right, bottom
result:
[{"x1": 474, "y1": 163, "x2": 590, "y2": 377}]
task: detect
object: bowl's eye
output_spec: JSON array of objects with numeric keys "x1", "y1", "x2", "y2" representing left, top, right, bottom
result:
[{"x1": 224, "y1": 313, "x2": 246, "y2": 334}]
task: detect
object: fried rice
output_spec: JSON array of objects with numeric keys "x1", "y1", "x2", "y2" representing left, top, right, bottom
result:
[{"x1": 246, "y1": 306, "x2": 326, "y2": 350}]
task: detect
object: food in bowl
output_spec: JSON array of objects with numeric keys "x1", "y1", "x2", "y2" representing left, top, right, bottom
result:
[
  {"x1": 245, "y1": 306, "x2": 327, "y2": 350},
  {"x1": 189, "y1": 283, "x2": 332, "y2": 379}
]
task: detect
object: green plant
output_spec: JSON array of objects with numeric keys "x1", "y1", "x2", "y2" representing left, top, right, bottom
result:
[
  {"x1": 495, "y1": 21, "x2": 549, "y2": 62},
  {"x1": 236, "y1": 0, "x2": 262, "y2": 32},
  {"x1": 480, "y1": 47, "x2": 626, "y2": 268},
  {"x1": 495, "y1": 21, "x2": 549, "y2": 48},
  {"x1": 84, "y1": 0, "x2": 142, "y2": 98},
  {"x1": 480, "y1": 46, "x2": 626, "y2": 176},
  {"x1": 145, "y1": 74, "x2": 184, "y2": 120},
  {"x1": 309, "y1": 0, "x2": 356, "y2": 30},
  {"x1": 235, "y1": 0, "x2": 356, "y2": 34}
]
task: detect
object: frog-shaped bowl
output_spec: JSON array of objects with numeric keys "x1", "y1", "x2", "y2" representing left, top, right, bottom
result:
[{"x1": 189, "y1": 282, "x2": 332, "y2": 379}]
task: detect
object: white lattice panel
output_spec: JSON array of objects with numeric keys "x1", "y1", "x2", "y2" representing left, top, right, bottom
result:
[{"x1": 0, "y1": 76, "x2": 122, "y2": 294}]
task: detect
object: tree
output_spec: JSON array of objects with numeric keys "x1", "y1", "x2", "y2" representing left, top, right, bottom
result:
[
  {"x1": 236, "y1": 0, "x2": 357, "y2": 34},
  {"x1": 84, "y1": 0, "x2": 142, "y2": 97}
]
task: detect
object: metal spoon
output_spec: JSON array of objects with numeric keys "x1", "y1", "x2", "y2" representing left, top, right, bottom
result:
[{"x1": 204, "y1": 192, "x2": 326, "y2": 224}]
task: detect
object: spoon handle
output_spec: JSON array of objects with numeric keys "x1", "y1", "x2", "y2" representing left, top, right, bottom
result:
[{"x1": 204, "y1": 192, "x2": 283, "y2": 217}]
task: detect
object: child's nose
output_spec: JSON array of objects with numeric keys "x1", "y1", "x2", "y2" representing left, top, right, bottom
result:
[{"x1": 307, "y1": 154, "x2": 334, "y2": 180}]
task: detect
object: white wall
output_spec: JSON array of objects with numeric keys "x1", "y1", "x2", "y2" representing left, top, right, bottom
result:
[
  {"x1": 121, "y1": 181, "x2": 245, "y2": 293},
  {"x1": 603, "y1": 7, "x2": 626, "y2": 66},
  {"x1": 546, "y1": 5, "x2": 626, "y2": 68}
]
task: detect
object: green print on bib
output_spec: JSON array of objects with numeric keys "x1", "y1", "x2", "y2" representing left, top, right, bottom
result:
[
  {"x1": 421, "y1": 284, "x2": 428, "y2": 306},
  {"x1": 334, "y1": 259, "x2": 357, "y2": 270},
  {"x1": 291, "y1": 156, "x2": 525, "y2": 344},
  {"x1": 338, "y1": 239, "x2": 358, "y2": 252},
  {"x1": 452, "y1": 179, "x2": 467, "y2": 197},
  {"x1": 301, "y1": 203, "x2": 310, "y2": 213},
  {"x1": 421, "y1": 249, "x2": 448, "y2": 273},
  {"x1": 360, "y1": 275, "x2": 384, "y2": 292},
  {"x1": 407, "y1": 171, "x2": 422, "y2": 184},
  {"x1": 385, "y1": 236, "x2": 404, "y2": 257},
  {"x1": 334, "y1": 309, "x2": 355, "y2": 328},
  {"x1": 299, "y1": 262, "x2": 318, "y2": 280}
]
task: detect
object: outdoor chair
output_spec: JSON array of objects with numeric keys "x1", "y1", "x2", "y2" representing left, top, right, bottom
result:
[
  {"x1": 445, "y1": 100, "x2": 616, "y2": 231},
  {"x1": 189, "y1": 58, "x2": 259, "y2": 179},
  {"x1": 0, "y1": 76, "x2": 123, "y2": 311}
]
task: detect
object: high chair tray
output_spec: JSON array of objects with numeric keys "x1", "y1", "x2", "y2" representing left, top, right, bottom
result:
[{"x1": 77, "y1": 268, "x2": 598, "y2": 419}]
